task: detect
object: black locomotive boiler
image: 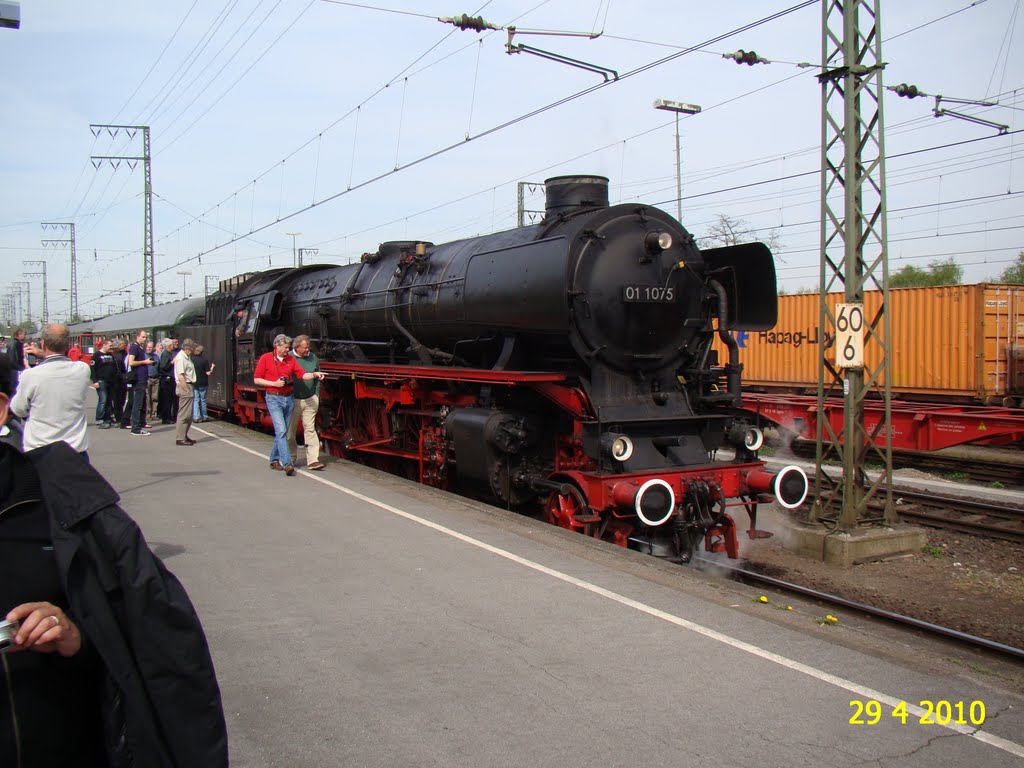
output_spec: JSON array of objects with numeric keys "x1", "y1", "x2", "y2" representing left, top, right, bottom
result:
[{"x1": 198, "y1": 175, "x2": 808, "y2": 561}]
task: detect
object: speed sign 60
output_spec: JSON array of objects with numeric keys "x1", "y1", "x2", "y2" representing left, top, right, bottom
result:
[{"x1": 835, "y1": 302, "x2": 865, "y2": 369}]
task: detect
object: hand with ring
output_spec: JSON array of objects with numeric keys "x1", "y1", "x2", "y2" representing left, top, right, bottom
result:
[{"x1": 5, "y1": 601, "x2": 83, "y2": 657}]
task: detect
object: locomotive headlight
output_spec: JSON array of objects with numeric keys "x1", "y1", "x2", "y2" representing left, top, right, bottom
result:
[
  {"x1": 601, "y1": 432, "x2": 634, "y2": 462},
  {"x1": 744, "y1": 427, "x2": 764, "y2": 452},
  {"x1": 728, "y1": 423, "x2": 763, "y2": 452},
  {"x1": 644, "y1": 231, "x2": 673, "y2": 253}
]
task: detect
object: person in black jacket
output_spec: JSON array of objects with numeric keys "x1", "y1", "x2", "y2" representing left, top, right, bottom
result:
[
  {"x1": 0, "y1": 354, "x2": 229, "y2": 768},
  {"x1": 111, "y1": 340, "x2": 129, "y2": 428},
  {"x1": 89, "y1": 338, "x2": 118, "y2": 428},
  {"x1": 7, "y1": 329, "x2": 26, "y2": 393},
  {"x1": 156, "y1": 338, "x2": 180, "y2": 425}
]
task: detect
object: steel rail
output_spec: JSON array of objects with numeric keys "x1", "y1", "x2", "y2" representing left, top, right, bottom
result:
[
  {"x1": 788, "y1": 441, "x2": 1024, "y2": 487},
  {"x1": 883, "y1": 489, "x2": 1024, "y2": 543},
  {"x1": 696, "y1": 557, "x2": 1024, "y2": 661}
]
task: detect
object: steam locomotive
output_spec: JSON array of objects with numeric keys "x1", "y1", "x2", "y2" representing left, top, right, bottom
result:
[{"x1": 194, "y1": 175, "x2": 808, "y2": 561}]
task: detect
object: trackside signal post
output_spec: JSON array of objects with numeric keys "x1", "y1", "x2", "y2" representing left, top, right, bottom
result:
[{"x1": 813, "y1": 0, "x2": 901, "y2": 537}]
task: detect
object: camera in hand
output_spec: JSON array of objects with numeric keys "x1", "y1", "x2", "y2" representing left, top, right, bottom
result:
[{"x1": 0, "y1": 619, "x2": 20, "y2": 652}]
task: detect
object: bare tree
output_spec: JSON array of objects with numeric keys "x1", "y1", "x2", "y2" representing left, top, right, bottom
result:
[{"x1": 698, "y1": 214, "x2": 783, "y2": 259}]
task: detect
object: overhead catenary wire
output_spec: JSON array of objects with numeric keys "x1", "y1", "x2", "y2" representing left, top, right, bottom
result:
[
  {"x1": 983, "y1": 0, "x2": 1019, "y2": 99},
  {"x1": 86, "y1": 0, "x2": 820, "y2": 306},
  {"x1": 159, "y1": 0, "x2": 516, "y2": 233},
  {"x1": 178, "y1": 4, "x2": 811, "y2": 248},
  {"x1": 179, "y1": 0, "x2": 820, "y2": 260},
  {"x1": 50, "y1": 0, "x2": 1006, "y2": 253},
  {"x1": 153, "y1": 59, "x2": 1020, "y2": 272},
  {"x1": 45, "y1": 92, "x2": 1024, "y2": 299},
  {"x1": 317, "y1": 0, "x2": 437, "y2": 20},
  {"x1": 110, "y1": 0, "x2": 201, "y2": 124},
  {"x1": 61, "y1": 0, "x2": 1015, "y2": 309},
  {"x1": 129, "y1": 0, "x2": 242, "y2": 127},
  {"x1": 152, "y1": 0, "x2": 287, "y2": 138}
]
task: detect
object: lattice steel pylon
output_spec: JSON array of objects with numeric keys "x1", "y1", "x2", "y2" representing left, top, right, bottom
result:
[
  {"x1": 516, "y1": 181, "x2": 545, "y2": 227},
  {"x1": 41, "y1": 222, "x2": 77, "y2": 321},
  {"x1": 812, "y1": 0, "x2": 895, "y2": 529},
  {"x1": 90, "y1": 124, "x2": 155, "y2": 307},
  {"x1": 23, "y1": 261, "x2": 48, "y2": 325}
]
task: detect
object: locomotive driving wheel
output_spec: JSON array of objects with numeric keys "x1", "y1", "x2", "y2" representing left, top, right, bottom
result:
[
  {"x1": 352, "y1": 399, "x2": 392, "y2": 472},
  {"x1": 544, "y1": 483, "x2": 599, "y2": 537}
]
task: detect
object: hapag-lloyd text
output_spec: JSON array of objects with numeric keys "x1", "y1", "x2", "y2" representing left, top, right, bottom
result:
[{"x1": 758, "y1": 327, "x2": 834, "y2": 349}]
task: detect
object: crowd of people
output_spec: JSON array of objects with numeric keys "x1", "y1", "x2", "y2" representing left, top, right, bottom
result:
[
  {"x1": 5, "y1": 324, "x2": 328, "y2": 467},
  {"x1": 1, "y1": 322, "x2": 336, "y2": 765},
  {"x1": 45, "y1": 331, "x2": 217, "y2": 440},
  {"x1": 1, "y1": 330, "x2": 229, "y2": 766}
]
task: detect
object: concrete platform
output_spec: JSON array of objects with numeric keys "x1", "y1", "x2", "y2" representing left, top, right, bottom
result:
[
  {"x1": 793, "y1": 522, "x2": 928, "y2": 565},
  {"x1": 74, "y1": 415, "x2": 1024, "y2": 768}
]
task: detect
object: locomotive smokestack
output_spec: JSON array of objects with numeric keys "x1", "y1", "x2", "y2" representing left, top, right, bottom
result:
[{"x1": 544, "y1": 175, "x2": 609, "y2": 219}]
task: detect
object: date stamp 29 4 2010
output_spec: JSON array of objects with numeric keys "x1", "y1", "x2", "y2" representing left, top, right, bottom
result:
[{"x1": 849, "y1": 699, "x2": 986, "y2": 726}]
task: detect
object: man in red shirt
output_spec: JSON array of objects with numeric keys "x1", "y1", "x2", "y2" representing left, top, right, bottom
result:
[{"x1": 253, "y1": 334, "x2": 326, "y2": 476}]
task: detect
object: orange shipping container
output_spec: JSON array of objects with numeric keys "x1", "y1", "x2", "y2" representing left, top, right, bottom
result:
[{"x1": 717, "y1": 284, "x2": 1024, "y2": 405}]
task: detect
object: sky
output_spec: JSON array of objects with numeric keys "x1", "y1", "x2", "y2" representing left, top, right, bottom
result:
[{"x1": 1, "y1": 0, "x2": 1021, "y2": 324}]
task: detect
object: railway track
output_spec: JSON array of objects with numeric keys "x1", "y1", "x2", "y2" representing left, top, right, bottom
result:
[
  {"x1": 900, "y1": 452, "x2": 1024, "y2": 486},
  {"x1": 787, "y1": 440, "x2": 1024, "y2": 487},
  {"x1": 800, "y1": 487, "x2": 1024, "y2": 543},
  {"x1": 777, "y1": 464, "x2": 1024, "y2": 544},
  {"x1": 703, "y1": 559, "x2": 1024, "y2": 662},
  {"x1": 886, "y1": 489, "x2": 1024, "y2": 544}
]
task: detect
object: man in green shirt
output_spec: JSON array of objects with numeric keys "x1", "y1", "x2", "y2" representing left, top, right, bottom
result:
[{"x1": 287, "y1": 335, "x2": 325, "y2": 470}]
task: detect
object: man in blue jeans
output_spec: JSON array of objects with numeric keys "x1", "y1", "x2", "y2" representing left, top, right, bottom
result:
[
  {"x1": 89, "y1": 338, "x2": 117, "y2": 427},
  {"x1": 126, "y1": 329, "x2": 157, "y2": 435},
  {"x1": 190, "y1": 344, "x2": 214, "y2": 422},
  {"x1": 252, "y1": 334, "x2": 325, "y2": 476}
]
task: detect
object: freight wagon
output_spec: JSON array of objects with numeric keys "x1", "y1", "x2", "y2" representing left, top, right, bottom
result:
[{"x1": 720, "y1": 284, "x2": 1024, "y2": 407}]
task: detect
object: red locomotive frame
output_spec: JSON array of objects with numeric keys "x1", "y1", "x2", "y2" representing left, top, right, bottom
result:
[{"x1": 231, "y1": 362, "x2": 793, "y2": 559}]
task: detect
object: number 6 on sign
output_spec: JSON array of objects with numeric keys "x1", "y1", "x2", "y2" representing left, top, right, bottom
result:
[{"x1": 835, "y1": 302, "x2": 864, "y2": 369}]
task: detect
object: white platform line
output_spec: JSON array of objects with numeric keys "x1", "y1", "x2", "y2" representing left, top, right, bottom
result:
[{"x1": 198, "y1": 427, "x2": 1024, "y2": 759}]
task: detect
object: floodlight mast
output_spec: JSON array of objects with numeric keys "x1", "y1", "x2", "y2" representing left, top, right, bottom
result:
[{"x1": 654, "y1": 99, "x2": 702, "y2": 221}]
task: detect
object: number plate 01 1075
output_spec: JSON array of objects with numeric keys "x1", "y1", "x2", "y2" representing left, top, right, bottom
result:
[{"x1": 622, "y1": 285, "x2": 675, "y2": 303}]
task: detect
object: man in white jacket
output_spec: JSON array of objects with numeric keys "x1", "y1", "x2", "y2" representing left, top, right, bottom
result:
[{"x1": 10, "y1": 324, "x2": 93, "y2": 461}]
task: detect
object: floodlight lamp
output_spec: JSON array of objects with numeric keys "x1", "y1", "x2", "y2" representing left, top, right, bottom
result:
[
  {"x1": 0, "y1": 1, "x2": 20, "y2": 29},
  {"x1": 653, "y1": 98, "x2": 702, "y2": 115}
]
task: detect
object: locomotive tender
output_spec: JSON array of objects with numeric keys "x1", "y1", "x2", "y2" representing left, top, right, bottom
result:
[{"x1": 197, "y1": 175, "x2": 808, "y2": 561}]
